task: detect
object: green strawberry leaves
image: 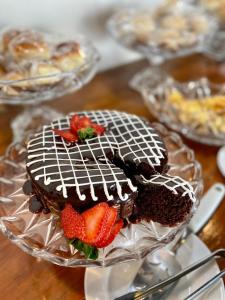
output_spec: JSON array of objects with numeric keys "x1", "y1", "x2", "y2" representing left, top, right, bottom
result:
[
  {"x1": 69, "y1": 239, "x2": 98, "y2": 260},
  {"x1": 78, "y1": 127, "x2": 96, "y2": 141}
]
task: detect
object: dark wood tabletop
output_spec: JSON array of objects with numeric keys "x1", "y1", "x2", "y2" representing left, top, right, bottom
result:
[{"x1": 0, "y1": 54, "x2": 224, "y2": 300}]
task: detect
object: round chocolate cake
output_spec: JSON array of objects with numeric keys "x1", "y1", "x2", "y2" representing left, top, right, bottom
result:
[{"x1": 25, "y1": 110, "x2": 195, "y2": 226}]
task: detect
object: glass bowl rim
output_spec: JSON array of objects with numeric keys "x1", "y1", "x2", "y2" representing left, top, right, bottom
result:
[
  {"x1": 0, "y1": 29, "x2": 100, "y2": 86},
  {"x1": 107, "y1": 1, "x2": 218, "y2": 57},
  {"x1": 131, "y1": 67, "x2": 225, "y2": 146}
]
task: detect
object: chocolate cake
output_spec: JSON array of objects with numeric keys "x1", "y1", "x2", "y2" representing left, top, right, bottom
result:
[{"x1": 25, "y1": 110, "x2": 195, "y2": 226}]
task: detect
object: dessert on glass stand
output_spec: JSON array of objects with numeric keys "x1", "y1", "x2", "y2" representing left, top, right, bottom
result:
[
  {"x1": 0, "y1": 28, "x2": 99, "y2": 141},
  {"x1": 0, "y1": 110, "x2": 203, "y2": 298},
  {"x1": 107, "y1": 1, "x2": 217, "y2": 65}
]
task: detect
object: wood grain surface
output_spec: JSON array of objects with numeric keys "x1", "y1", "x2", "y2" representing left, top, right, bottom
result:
[{"x1": 0, "y1": 54, "x2": 224, "y2": 300}]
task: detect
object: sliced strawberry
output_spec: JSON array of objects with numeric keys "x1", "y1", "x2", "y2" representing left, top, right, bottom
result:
[
  {"x1": 91, "y1": 123, "x2": 105, "y2": 135},
  {"x1": 70, "y1": 114, "x2": 80, "y2": 133},
  {"x1": 78, "y1": 116, "x2": 93, "y2": 129},
  {"x1": 53, "y1": 129, "x2": 78, "y2": 142},
  {"x1": 70, "y1": 114, "x2": 92, "y2": 132},
  {"x1": 95, "y1": 206, "x2": 118, "y2": 245},
  {"x1": 61, "y1": 204, "x2": 85, "y2": 239},
  {"x1": 82, "y1": 202, "x2": 108, "y2": 244},
  {"x1": 95, "y1": 219, "x2": 123, "y2": 248},
  {"x1": 70, "y1": 113, "x2": 105, "y2": 140}
]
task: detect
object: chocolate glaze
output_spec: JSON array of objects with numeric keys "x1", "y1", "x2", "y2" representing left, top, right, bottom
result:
[
  {"x1": 23, "y1": 180, "x2": 33, "y2": 195},
  {"x1": 24, "y1": 110, "x2": 196, "y2": 226},
  {"x1": 29, "y1": 195, "x2": 44, "y2": 213},
  {"x1": 26, "y1": 111, "x2": 168, "y2": 217}
]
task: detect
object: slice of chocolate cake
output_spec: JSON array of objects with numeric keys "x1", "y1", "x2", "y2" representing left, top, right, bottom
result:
[
  {"x1": 133, "y1": 174, "x2": 196, "y2": 226},
  {"x1": 25, "y1": 110, "x2": 168, "y2": 217}
]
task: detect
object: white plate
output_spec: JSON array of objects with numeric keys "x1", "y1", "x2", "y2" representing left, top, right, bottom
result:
[{"x1": 85, "y1": 234, "x2": 225, "y2": 300}]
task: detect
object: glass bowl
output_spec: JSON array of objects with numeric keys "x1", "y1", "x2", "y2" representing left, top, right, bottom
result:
[
  {"x1": 204, "y1": 29, "x2": 225, "y2": 62},
  {"x1": 185, "y1": 1, "x2": 225, "y2": 62},
  {"x1": 200, "y1": 0, "x2": 225, "y2": 25},
  {"x1": 131, "y1": 67, "x2": 225, "y2": 146},
  {"x1": 107, "y1": 1, "x2": 217, "y2": 64},
  {"x1": 0, "y1": 122, "x2": 203, "y2": 267},
  {"x1": 0, "y1": 29, "x2": 99, "y2": 105}
]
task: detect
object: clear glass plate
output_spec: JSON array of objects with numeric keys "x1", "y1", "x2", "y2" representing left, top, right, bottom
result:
[
  {"x1": 0, "y1": 29, "x2": 99, "y2": 105},
  {"x1": 107, "y1": 2, "x2": 217, "y2": 64},
  {"x1": 204, "y1": 29, "x2": 225, "y2": 62},
  {"x1": 200, "y1": 0, "x2": 225, "y2": 25},
  {"x1": 131, "y1": 67, "x2": 225, "y2": 146},
  {"x1": 0, "y1": 122, "x2": 203, "y2": 267}
]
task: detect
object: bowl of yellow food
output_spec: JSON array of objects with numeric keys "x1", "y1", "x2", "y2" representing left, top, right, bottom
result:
[{"x1": 131, "y1": 67, "x2": 225, "y2": 146}]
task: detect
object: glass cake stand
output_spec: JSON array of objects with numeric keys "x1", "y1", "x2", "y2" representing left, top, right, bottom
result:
[
  {"x1": 107, "y1": 1, "x2": 217, "y2": 65},
  {"x1": 131, "y1": 67, "x2": 225, "y2": 146},
  {"x1": 0, "y1": 29, "x2": 99, "y2": 142},
  {"x1": 0, "y1": 121, "x2": 203, "y2": 297}
]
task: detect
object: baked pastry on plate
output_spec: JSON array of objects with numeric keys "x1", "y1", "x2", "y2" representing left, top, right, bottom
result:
[{"x1": 0, "y1": 28, "x2": 88, "y2": 97}]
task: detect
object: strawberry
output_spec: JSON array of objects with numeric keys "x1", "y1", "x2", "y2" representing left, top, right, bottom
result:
[
  {"x1": 70, "y1": 114, "x2": 80, "y2": 133},
  {"x1": 95, "y1": 219, "x2": 123, "y2": 248},
  {"x1": 78, "y1": 116, "x2": 93, "y2": 129},
  {"x1": 91, "y1": 123, "x2": 105, "y2": 135},
  {"x1": 82, "y1": 202, "x2": 108, "y2": 244},
  {"x1": 61, "y1": 204, "x2": 85, "y2": 239},
  {"x1": 61, "y1": 202, "x2": 123, "y2": 251},
  {"x1": 94, "y1": 206, "x2": 117, "y2": 245},
  {"x1": 53, "y1": 129, "x2": 78, "y2": 142},
  {"x1": 53, "y1": 113, "x2": 106, "y2": 143},
  {"x1": 70, "y1": 114, "x2": 92, "y2": 132}
]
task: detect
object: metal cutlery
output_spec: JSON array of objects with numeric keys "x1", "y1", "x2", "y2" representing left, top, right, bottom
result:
[
  {"x1": 115, "y1": 183, "x2": 225, "y2": 300},
  {"x1": 115, "y1": 249, "x2": 225, "y2": 300},
  {"x1": 184, "y1": 268, "x2": 225, "y2": 300}
]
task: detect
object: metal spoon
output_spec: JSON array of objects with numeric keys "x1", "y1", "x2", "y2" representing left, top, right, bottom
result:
[{"x1": 128, "y1": 248, "x2": 181, "y2": 300}]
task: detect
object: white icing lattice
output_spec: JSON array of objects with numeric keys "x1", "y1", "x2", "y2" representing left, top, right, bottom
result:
[
  {"x1": 26, "y1": 110, "x2": 167, "y2": 201},
  {"x1": 141, "y1": 174, "x2": 196, "y2": 203}
]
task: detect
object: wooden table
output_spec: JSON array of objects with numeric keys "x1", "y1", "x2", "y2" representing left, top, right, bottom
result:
[{"x1": 0, "y1": 55, "x2": 224, "y2": 300}]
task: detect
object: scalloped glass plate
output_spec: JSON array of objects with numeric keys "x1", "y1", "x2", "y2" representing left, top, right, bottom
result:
[
  {"x1": 0, "y1": 29, "x2": 99, "y2": 105},
  {"x1": 131, "y1": 67, "x2": 225, "y2": 146},
  {"x1": 107, "y1": 2, "x2": 217, "y2": 64},
  {"x1": 0, "y1": 123, "x2": 203, "y2": 267}
]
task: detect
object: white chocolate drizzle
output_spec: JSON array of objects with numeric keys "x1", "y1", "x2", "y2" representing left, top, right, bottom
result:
[{"x1": 26, "y1": 110, "x2": 167, "y2": 201}]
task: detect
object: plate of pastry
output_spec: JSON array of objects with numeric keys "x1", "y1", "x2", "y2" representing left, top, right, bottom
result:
[
  {"x1": 131, "y1": 67, "x2": 225, "y2": 146},
  {"x1": 0, "y1": 110, "x2": 203, "y2": 267},
  {"x1": 0, "y1": 28, "x2": 99, "y2": 104},
  {"x1": 107, "y1": 1, "x2": 217, "y2": 64}
]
